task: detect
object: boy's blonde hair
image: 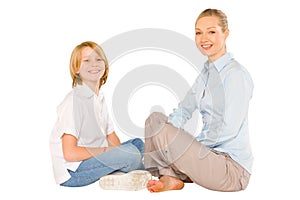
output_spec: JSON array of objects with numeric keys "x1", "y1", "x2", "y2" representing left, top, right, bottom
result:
[{"x1": 70, "y1": 41, "x2": 109, "y2": 89}]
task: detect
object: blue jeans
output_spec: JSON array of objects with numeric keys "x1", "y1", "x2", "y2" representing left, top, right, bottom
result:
[{"x1": 60, "y1": 138, "x2": 144, "y2": 187}]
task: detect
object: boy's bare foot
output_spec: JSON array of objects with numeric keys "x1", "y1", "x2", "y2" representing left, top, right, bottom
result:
[{"x1": 146, "y1": 175, "x2": 184, "y2": 192}]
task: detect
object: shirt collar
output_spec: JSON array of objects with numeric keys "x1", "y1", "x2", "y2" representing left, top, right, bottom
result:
[
  {"x1": 74, "y1": 83, "x2": 95, "y2": 99},
  {"x1": 204, "y1": 53, "x2": 234, "y2": 72}
]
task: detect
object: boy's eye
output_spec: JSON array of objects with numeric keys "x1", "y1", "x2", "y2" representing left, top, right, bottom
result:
[
  {"x1": 195, "y1": 32, "x2": 202, "y2": 35},
  {"x1": 209, "y1": 31, "x2": 216, "y2": 34}
]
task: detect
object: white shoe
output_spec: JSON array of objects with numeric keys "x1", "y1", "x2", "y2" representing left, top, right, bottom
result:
[{"x1": 99, "y1": 170, "x2": 152, "y2": 191}]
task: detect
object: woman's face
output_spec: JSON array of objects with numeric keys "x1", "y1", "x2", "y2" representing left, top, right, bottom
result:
[
  {"x1": 195, "y1": 16, "x2": 229, "y2": 62},
  {"x1": 78, "y1": 47, "x2": 106, "y2": 86}
]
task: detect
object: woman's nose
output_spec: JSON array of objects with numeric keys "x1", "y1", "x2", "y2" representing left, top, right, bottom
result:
[{"x1": 201, "y1": 33, "x2": 208, "y2": 41}]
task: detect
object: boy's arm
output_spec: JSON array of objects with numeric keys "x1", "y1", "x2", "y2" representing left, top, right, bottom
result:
[{"x1": 62, "y1": 133, "x2": 107, "y2": 162}]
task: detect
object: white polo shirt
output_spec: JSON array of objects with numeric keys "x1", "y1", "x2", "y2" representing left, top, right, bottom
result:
[{"x1": 49, "y1": 83, "x2": 114, "y2": 184}]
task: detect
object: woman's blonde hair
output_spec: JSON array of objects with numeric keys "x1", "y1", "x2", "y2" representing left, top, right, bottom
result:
[
  {"x1": 195, "y1": 8, "x2": 228, "y2": 32},
  {"x1": 69, "y1": 41, "x2": 109, "y2": 89}
]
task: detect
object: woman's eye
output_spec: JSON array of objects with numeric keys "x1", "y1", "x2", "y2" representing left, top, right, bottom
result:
[
  {"x1": 195, "y1": 32, "x2": 201, "y2": 35},
  {"x1": 83, "y1": 59, "x2": 89, "y2": 62},
  {"x1": 209, "y1": 31, "x2": 216, "y2": 34}
]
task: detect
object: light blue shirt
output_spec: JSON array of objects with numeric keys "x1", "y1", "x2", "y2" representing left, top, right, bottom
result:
[{"x1": 168, "y1": 53, "x2": 254, "y2": 174}]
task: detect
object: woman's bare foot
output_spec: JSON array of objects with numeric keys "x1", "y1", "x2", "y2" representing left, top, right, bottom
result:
[
  {"x1": 183, "y1": 176, "x2": 193, "y2": 183},
  {"x1": 146, "y1": 175, "x2": 184, "y2": 192}
]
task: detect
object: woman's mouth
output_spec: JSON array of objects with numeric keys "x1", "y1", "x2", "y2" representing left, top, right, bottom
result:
[{"x1": 201, "y1": 44, "x2": 212, "y2": 50}]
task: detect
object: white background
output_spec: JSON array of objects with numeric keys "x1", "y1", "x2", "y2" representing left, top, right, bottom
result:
[{"x1": 1, "y1": 0, "x2": 299, "y2": 199}]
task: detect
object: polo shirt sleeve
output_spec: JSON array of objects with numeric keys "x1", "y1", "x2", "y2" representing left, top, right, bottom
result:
[{"x1": 55, "y1": 93, "x2": 79, "y2": 138}]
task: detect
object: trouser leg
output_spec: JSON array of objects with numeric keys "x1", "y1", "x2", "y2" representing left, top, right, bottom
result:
[
  {"x1": 144, "y1": 112, "x2": 250, "y2": 191},
  {"x1": 61, "y1": 142, "x2": 143, "y2": 187}
]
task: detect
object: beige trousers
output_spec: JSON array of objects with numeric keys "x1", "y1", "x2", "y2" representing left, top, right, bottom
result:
[{"x1": 144, "y1": 112, "x2": 250, "y2": 192}]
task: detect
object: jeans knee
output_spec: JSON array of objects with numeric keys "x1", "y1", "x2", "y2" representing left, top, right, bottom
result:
[
  {"x1": 131, "y1": 138, "x2": 144, "y2": 154},
  {"x1": 125, "y1": 144, "x2": 144, "y2": 170},
  {"x1": 123, "y1": 138, "x2": 144, "y2": 154}
]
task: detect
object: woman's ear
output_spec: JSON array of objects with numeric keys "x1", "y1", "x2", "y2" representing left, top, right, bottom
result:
[{"x1": 224, "y1": 29, "x2": 229, "y2": 39}]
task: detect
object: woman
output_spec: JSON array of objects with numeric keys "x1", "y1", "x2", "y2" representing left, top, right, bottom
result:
[
  {"x1": 50, "y1": 41, "x2": 151, "y2": 188},
  {"x1": 145, "y1": 8, "x2": 254, "y2": 192}
]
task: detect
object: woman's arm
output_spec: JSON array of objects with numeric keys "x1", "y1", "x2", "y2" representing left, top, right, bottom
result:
[
  {"x1": 168, "y1": 75, "x2": 203, "y2": 128},
  {"x1": 62, "y1": 133, "x2": 107, "y2": 162}
]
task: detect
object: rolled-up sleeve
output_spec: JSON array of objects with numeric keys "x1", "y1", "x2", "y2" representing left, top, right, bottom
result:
[{"x1": 168, "y1": 75, "x2": 206, "y2": 128}]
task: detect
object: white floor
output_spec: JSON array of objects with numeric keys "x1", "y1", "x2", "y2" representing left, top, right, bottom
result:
[
  {"x1": 47, "y1": 179, "x2": 255, "y2": 200},
  {"x1": 35, "y1": 172, "x2": 285, "y2": 200}
]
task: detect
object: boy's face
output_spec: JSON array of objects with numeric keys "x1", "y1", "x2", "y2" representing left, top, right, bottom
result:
[{"x1": 78, "y1": 47, "x2": 106, "y2": 85}]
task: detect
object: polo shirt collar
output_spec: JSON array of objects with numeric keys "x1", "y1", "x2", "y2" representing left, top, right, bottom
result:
[{"x1": 74, "y1": 83, "x2": 95, "y2": 99}]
